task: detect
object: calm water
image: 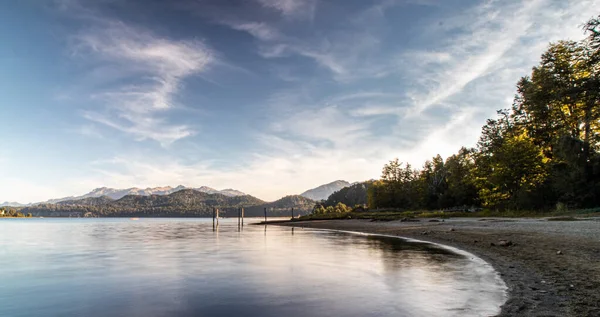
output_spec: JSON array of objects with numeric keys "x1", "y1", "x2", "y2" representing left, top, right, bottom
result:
[{"x1": 0, "y1": 218, "x2": 506, "y2": 317}]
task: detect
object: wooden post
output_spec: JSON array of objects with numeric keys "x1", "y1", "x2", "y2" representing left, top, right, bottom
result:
[
  {"x1": 264, "y1": 207, "x2": 267, "y2": 223},
  {"x1": 212, "y1": 207, "x2": 215, "y2": 227},
  {"x1": 241, "y1": 207, "x2": 244, "y2": 226},
  {"x1": 291, "y1": 207, "x2": 294, "y2": 219},
  {"x1": 216, "y1": 208, "x2": 219, "y2": 224}
]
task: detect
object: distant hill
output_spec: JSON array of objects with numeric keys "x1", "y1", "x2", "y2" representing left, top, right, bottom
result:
[
  {"x1": 110, "y1": 189, "x2": 264, "y2": 210},
  {"x1": 323, "y1": 182, "x2": 372, "y2": 207},
  {"x1": 57, "y1": 196, "x2": 115, "y2": 206},
  {"x1": 22, "y1": 190, "x2": 314, "y2": 218},
  {"x1": 0, "y1": 201, "x2": 27, "y2": 207},
  {"x1": 300, "y1": 180, "x2": 351, "y2": 201},
  {"x1": 40, "y1": 185, "x2": 247, "y2": 204},
  {"x1": 261, "y1": 195, "x2": 315, "y2": 210},
  {"x1": 214, "y1": 188, "x2": 246, "y2": 196},
  {"x1": 245, "y1": 195, "x2": 316, "y2": 217}
]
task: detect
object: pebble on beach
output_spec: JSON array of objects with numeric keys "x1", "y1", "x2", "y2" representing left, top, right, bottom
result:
[{"x1": 498, "y1": 239, "x2": 513, "y2": 247}]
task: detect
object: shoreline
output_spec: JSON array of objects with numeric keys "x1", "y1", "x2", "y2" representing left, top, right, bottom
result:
[{"x1": 271, "y1": 218, "x2": 600, "y2": 317}]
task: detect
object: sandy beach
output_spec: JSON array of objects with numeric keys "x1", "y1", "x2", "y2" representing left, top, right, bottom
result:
[{"x1": 273, "y1": 217, "x2": 600, "y2": 316}]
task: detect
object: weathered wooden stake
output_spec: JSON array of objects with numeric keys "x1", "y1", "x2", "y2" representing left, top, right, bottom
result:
[
  {"x1": 264, "y1": 207, "x2": 267, "y2": 223},
  {"x1": 212, "y1": 207, "x2": 215, "y2": 227},
  {"x1": 241, "y1": 207, "x2": 244, "y2": 226},
  {"x1": 291, "y1": 207, "x2": 294, "y2": 219},
  {"x1": 216, "y1": 208, "x2": 219, "y2": 224}
]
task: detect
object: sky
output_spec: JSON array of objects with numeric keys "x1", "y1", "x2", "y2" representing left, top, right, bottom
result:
[{"x1": 1, "y1": 0, "x2": 598, "y2": 203}]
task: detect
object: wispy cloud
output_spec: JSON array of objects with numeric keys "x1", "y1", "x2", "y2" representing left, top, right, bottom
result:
[
  {"x1": 207, "y1": 1, "x2": 395, "y2": 82},
  {"x1": 256, "y1": 30, "x2": 389, "y2": 82},
  {"x1": 271, "y1": 105, "x2": 372, "y2": 147},
  {"x1": 256, "y1": 0, "x2": 317, "y2": 20},
  {"x1": 74, "y1": 124, "x2": 104, "y2": 139},
  {"x1": 81, "y1": 111, "x2": 194, "y2": 145},
  {"x1": 227, "y1": 21, "x2": 281, "y2": 41},
  {"x1": 71, "y1": 18, "x2": 214, "y2": 145}
]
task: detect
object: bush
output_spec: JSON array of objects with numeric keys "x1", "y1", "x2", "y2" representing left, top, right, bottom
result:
[{"x1": 556, "y1": 202, "x2": 568, "y2": 213}]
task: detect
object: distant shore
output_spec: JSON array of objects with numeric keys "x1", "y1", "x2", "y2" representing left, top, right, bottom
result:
[{"x1": 271, "y1": 217, "x2": 600, "y2": 317}]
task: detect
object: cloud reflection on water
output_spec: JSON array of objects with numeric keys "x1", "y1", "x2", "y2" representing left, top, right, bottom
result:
[{"x1": 0, "y1": 218, "x2": 505, "y2": 317}]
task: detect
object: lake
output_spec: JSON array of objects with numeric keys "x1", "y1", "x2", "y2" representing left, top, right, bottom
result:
[{"x1": 0, "y1": 218, "x2": 506, "y2": 317}]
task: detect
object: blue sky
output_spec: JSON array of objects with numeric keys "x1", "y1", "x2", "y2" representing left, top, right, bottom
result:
[{"x1": 1, "y1": 0, "x2": 597, "y2": 203}]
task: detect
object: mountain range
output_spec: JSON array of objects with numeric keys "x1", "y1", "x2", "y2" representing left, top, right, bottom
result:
[
  {"x1": 300, "y1": 180, "x2": 351, "y2": 201},
  {"x1": 39, "y1": 185, "x2": 246, "y2": 205},
  {"x1": 22, "y1": 189, "x2": 316, "y2": 218},
  {"x1": 3, "y1": 180, "x2": 354, "y2": 212}
]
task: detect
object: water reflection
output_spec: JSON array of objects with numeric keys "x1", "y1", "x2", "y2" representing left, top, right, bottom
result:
[{"x1": 0, "y1": 218, "x2": 505, "y2": 317}]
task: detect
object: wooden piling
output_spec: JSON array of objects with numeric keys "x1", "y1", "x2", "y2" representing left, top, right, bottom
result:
[
  {"x1": 241, "y1": 207, "x2": 244, "y2": 226},
  {"x1": 264, "y1": 207, "x2": 267, "y2": 223},
  {"x1": 291, "y1": 207, "x2": 294, "y2": 219}
]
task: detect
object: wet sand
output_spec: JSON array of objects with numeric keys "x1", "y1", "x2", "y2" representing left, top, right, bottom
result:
[{"x1": 273, "y1": 218, "x2": 600, "y2": 316}]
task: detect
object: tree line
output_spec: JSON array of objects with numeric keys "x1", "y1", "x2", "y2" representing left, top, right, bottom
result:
[
  {"x1": 0, "y1": 207, "x2": 32, "y2": 217},
  {"x1": 367, "y1": 16, "x2": 600, "y2": 212}
]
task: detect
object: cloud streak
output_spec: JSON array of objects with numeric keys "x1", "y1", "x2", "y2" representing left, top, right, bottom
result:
[
  {"x1": 256, "y1": 0, "x2": 317, "y2": 20},
  {"x1": 72, "y1": 19, "x2": 214, "y2": 145},
  {"x1": 226, "y1": 21, "x2": 281, "y2": 41}
]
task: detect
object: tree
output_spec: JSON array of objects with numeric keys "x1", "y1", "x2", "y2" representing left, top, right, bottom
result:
[
  {"x1": 333, "y1": 202, "x2": 350, "y2": 213},
  {"x1": 583, "y1": 15, "x2": 600, "y2": 63},
  {"x1": 443, "y1": 148, "x2": 478, "y2": 208},
  {"x1": 377, "y1": 159, "x2": 418, "y2": 209},
  {"x1": 476, "y1": 133, "x2": 548, "y2": 209},
  {"x1": 312, "y1": 203, "x2": 326, "y2": 214},
  {"x1": 417, "y1": 154, "x2": 448, "y2": 209},
  {"x1": 367, "y1": 180, "x2": 389, "y2": 209}
]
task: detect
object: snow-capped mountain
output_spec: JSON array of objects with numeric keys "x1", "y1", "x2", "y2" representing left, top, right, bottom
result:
[{"x1": 39, "y1": 186, "x2": 247, "y2": 204}]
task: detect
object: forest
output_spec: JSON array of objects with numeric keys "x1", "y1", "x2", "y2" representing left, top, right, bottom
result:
[
  {"x1": 318, "y1": 16, "x2": 600, "y2": 214},
  {"x1": 0, "y1": 207, "x2": 31, "y2": 217}
]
